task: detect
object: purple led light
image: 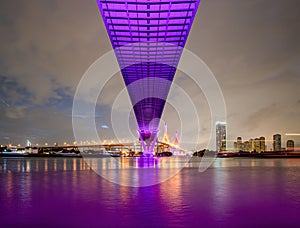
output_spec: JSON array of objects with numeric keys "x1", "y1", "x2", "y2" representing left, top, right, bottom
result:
[{"x1": 97, "y1": 0, "x2": 201, "y2": 155}]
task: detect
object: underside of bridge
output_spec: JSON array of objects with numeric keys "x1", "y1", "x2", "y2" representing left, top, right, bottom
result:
[{"x1": 97, "y1": 0, "x2": 201, "y2": 155}]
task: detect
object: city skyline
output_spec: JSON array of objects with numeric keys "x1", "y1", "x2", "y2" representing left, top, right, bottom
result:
[
  {"x1": 0, "y1": 0, "x2": 299, "y2": 149},
  {"x1": 2, "y1": 127, "x2": 298, "y2": 153}
]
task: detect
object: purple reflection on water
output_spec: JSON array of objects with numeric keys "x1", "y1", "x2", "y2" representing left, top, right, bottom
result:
[{"x1": 0, "y1": 158, "x2": 300, "y2": 227}]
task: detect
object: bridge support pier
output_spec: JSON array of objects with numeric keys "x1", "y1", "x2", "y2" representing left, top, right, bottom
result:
[{"x1": 138, "y1": 130, "x2": 159, "y2": 156}]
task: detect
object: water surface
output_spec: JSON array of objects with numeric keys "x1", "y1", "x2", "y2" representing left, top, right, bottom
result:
[{"x1": 0, "y1": 157, "x2": 299, "y2": 227}]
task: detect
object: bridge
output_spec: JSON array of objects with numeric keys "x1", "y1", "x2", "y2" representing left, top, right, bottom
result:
[{"x1": 27, "y1": 141, "x2": 189, "y2": 156}]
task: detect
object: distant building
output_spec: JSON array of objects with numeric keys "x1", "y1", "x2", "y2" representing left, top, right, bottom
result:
[
  {"x1": 235, "y1": 136, "x2": 265, "y2": 152},
  {"x1": 286, "y1": 140, "x2": 295, "y2": 152},
  {"x1": 233, "y1": 142, "x2": 237, "y2": 151},
  {"x1": 244, "y1": 141, "x2": 251, "y2": 152},
  {"x1": 216, "y1": 122, "x2": 226, "y2": 152},
  {"x1": 259, "y1": 136, "x2": 266, "y2": 152},
  {"x1": 253, "y1": 136, "x2": 266, "y2": 152},
  {"x1": 254, "y1": 138, "x2": 261, "y2": 152},
  {"x1": 237, "y1": 137, "x2": 243, "y2": 151},
  {"x1": 249, "y1": 139, "x2": 254, "y2": 151},
  {"x1": 273, "y1": 134, "x2": 281, "y2": 152}
]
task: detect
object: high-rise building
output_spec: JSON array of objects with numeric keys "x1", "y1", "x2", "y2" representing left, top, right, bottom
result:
[
  {"x1": 254, "y1": 138, "x2": 261, "y2": 152},
  {"x1": 249, "y1": 139, "x2": 255, "y2": 151},
  {"x1": 244, "y1": 141, "x2": 251, "y2": 152},
  {"x1": 259, "y1": 136, "x2": 266, "y2": 152},
  {"x1": 234, "y1": 137, "x2": 244, "y2": 152},
  {"x1": 235, "y1": 136, "x2": 265, "y2": 152},
  {"x1": 216, "y1": 122, "x2": 226, "y2": 152},
  {"x1": 236, "y1": 137, "x2": 243, "y2": 151},
  {"x1": 286, "y1": 140, "x2": 295, "y2": 152},
  {"x1": 273, "y1": 134, "x2": 281, "y2": 152},
  {"x1": 252, "y1": 136, "x2": 266, "y2": 152}
]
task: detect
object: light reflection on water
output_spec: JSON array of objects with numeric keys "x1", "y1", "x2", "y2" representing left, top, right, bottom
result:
[
  {"x1": 0, "y1": 157, "x2": 300, "y2": 227},
  {"x1": 6, "y1": 157, "x2": 297, "y2": 174}
]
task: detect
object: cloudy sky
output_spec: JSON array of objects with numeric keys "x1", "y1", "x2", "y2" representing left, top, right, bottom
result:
[{"x1": 0, "y1": 0, "x2": 299, "y2": 149}]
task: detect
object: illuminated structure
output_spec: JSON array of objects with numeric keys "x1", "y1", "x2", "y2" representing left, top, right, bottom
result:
[
  {"x1": 253, "y1": 137, "x2": 265, "y2": 152},
  {"x1": 97, "y1": 0, "x2": 201, "y2": 155},
  {"x1": 216, "y1": 122, "x2": 226, "y2": 152},
  {"x1": 163, "y1": 123, "x2": 169, "y2": 144},
  {"x1": 286, "y1": 140, "x2": 294, "y2": 152},
  {"x1": 234, "y1": 136, "x2": 266, "y2": 152},
  {"x1": 235, "y1": 136, "x2": 243, "y2": 152},
  {"x1": 243, "y1": 140, "x2": 251, "y2": 152},
  {"x1": 259, "y1": 136, "x2": 266, "y2": 152},
  {"x1": 174, "y1": 131, "x2": 179, "y2": 146},
  {"x1": 273, "y1": 134, "x2": 281, "y2": 152}
]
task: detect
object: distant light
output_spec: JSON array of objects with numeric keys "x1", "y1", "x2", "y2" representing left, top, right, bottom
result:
[
  {"x1": 285, "y1": 133, "x2": 300, "y2": 136},
  {"x1": 101, "y1": 125, "x2": 109, "y2": 129}
]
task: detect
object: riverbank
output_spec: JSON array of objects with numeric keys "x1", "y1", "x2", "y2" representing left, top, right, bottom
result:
[{"x1": 217, "y1": 151, "x2": 300, "y2": 158}]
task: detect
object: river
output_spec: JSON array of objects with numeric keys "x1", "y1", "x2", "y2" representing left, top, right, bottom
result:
[{"x1": 1, "y1": 157, "x2": 299, "y2": 227}]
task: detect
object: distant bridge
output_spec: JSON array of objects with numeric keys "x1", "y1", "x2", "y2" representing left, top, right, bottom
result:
[{"x1": 32, "y1": 141, "x2": 189, "y2": 156}]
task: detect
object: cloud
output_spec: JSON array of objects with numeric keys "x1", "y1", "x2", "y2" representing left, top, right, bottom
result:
[
  {"x1": 4, "y1": 106, "x2": 26, "y2": 119},
  {"x1": 0, "y1": 0, "x2": 109, "y2": 105},
  {"x1": 0, "y1": 0, "x2": 299, "y2": 148},
  {"x1": 0, "y1": 107, "x2": 75, "y2": 145}
]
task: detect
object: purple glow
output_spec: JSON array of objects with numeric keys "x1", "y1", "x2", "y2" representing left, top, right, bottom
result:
[{"x1": 97, "y1": 0, "x2": 201, "y2": 155}]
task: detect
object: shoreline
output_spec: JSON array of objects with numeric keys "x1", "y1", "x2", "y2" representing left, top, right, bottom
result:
[{"x1": 1, "y1": 153, "x2": 300, "y2": 159}]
